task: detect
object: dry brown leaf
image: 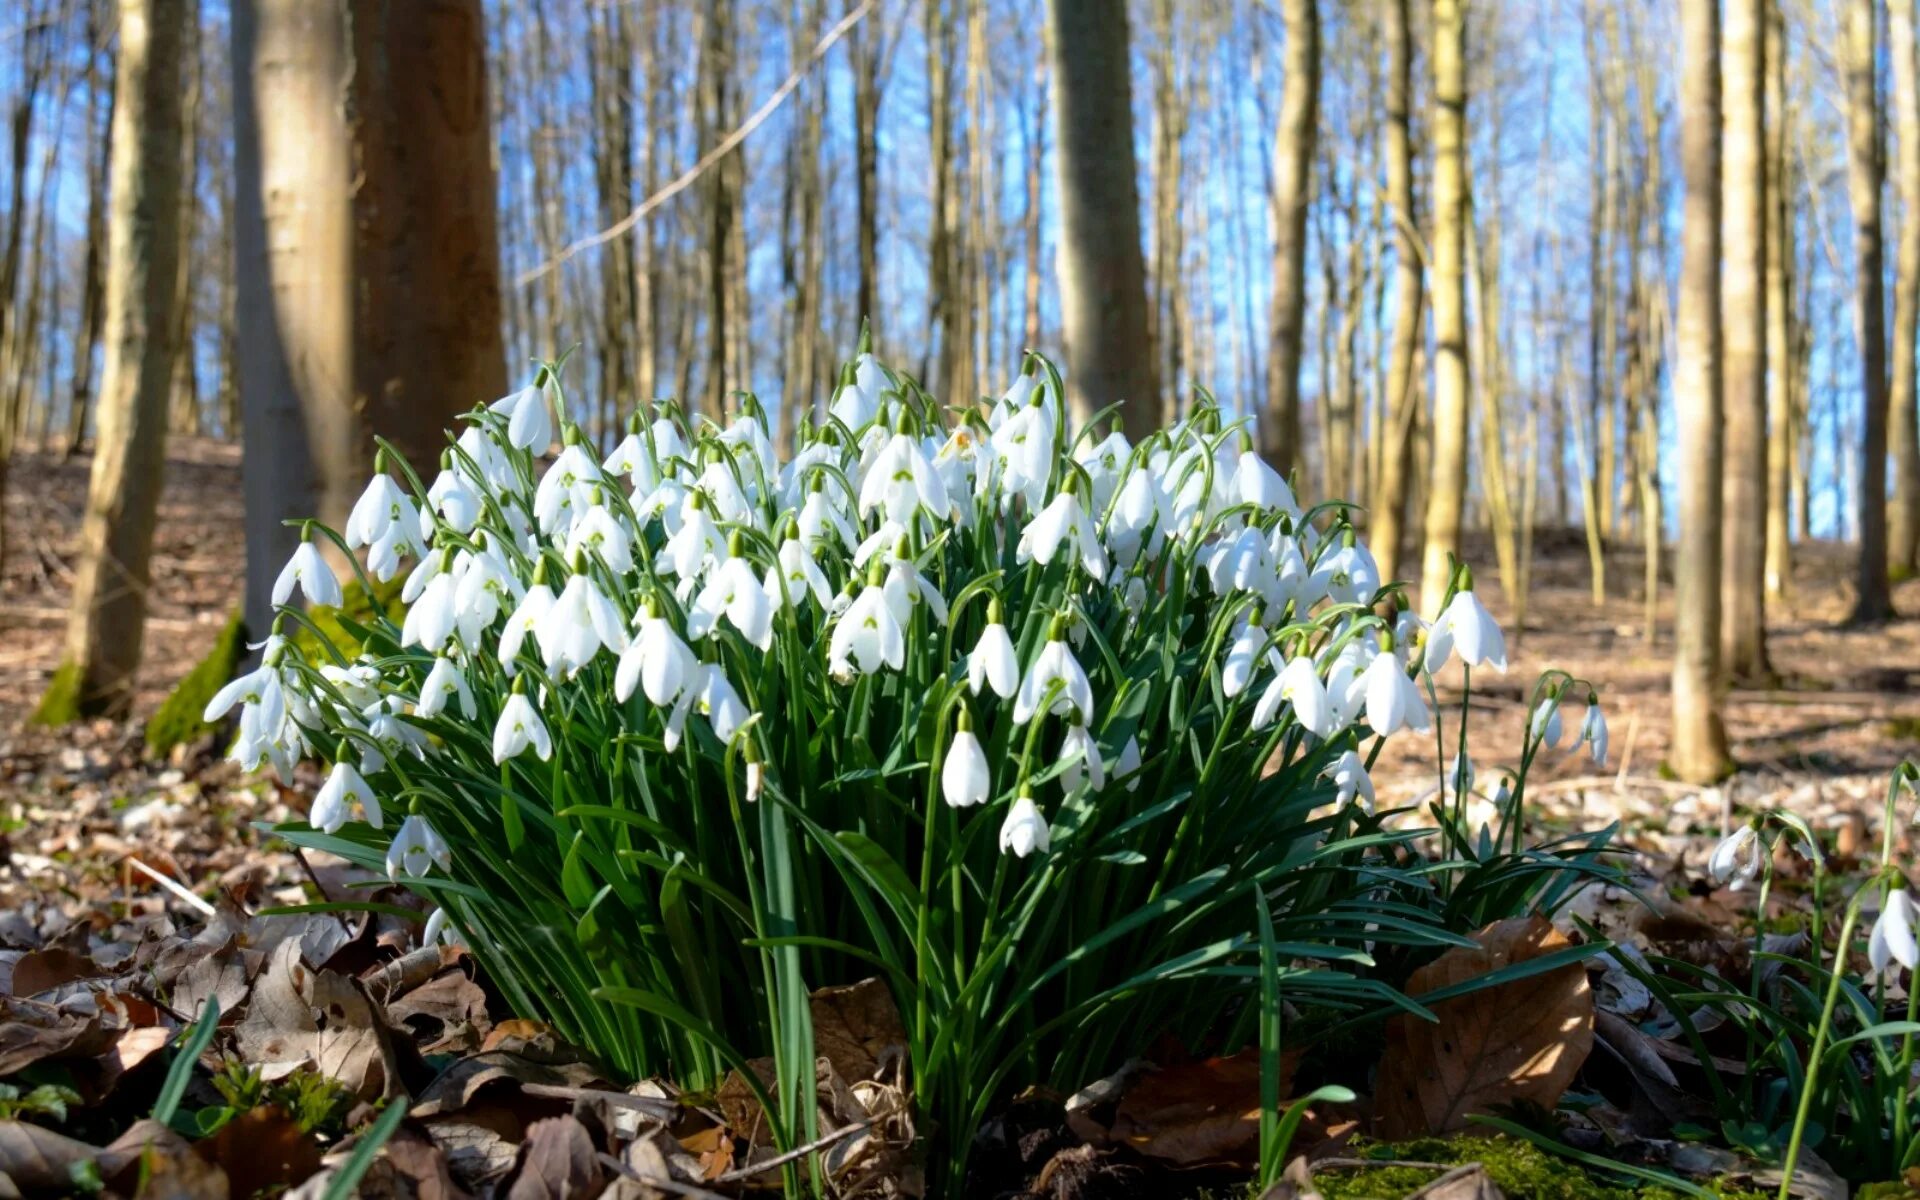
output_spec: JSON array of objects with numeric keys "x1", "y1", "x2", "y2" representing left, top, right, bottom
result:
[
  {"x1": 1099, "y1": 1048, "x2": 1336, "y2": 1169},
  {"x1": 193, "y1": 1106, "x2": 324, "y2": 1199},
  {"x1": 1375, "y1": 916, "x2": 1595, "y2": 1138},
  {"x1": 0, "y1": 1120, "x2": 101, "y2": 1194},
  {"x1": 0, "y1": 997, "x2": 116, "y2": 1076},
  {"x1": 1408, "y1": 1163, "x2": 1506, "y2": 1200},
  {"x1": 410, "y1": 1050, "x2": 607, "y2": 1119},
  {"x1": 8, "y1": 948, "x2": 100, "y2": 997},
  {"x1": 387, "y1": 970, "x2": 491, "y2": 1054},
  {"x1": 424, "y1": 1107, "x2": 523, "y2": 1193},
  {"x1": 502, "y1": 1115, "x2": 604, "y2": 1200},
  {"x1": 232, "y1": 937, "x2": 401, "y2": 1097},
  {"x1": 809, "y1": 977, "x2": 906, "y2": 1083}
]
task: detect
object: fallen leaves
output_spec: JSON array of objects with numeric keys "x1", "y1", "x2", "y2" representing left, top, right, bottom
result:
[{"x1": 1375, "y1": 917, "x2": 1595, "y2": 1139}]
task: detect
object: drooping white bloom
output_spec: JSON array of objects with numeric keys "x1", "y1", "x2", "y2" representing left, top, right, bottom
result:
[
  {"x1": 494, "y1": 384, "x2": 553, "y2": 451},
  {"x1": 968, "y1": 622, "x2": 1020, "y2": 699},
  {"x1": 498, "y1": 581, "x2": 556, "y2": 674},
  {"x1": 402, "y1": 571, "x2": 462, "y2": 653},
  {"x1": 1205, "y1": 527, "x2": 1274, "y2": 599},
  {"x1": 566, "y1": 504, "x2": 635, "y2": 574},
  {"x1": 1114, "y1": 736, "x2": 1143, "y2": 792},
  {"x1": 453, "y1": 544, "x2": 521, "y2": 646},
  {"x1": 1578, "y1": 702, "x2": 1609, "y2": 765},
  {"x1": 1311, "y1": 539, "x2": 1380, "y2": 607},
  {"x1": 1222, "y1": 617, "x2": 1278, "y2": 699},
  {"x1": 1230, "y1": 450, "x2": 1301, "y2": 518},
  {"x1": 1530, "y1": 698, "x2": 1565, "y2": 748},
  {"x1": 1074, "y1": 431, "x2": 1132, "y2": 513},
  {"x1": 426, "y1": 466, "x2": 483, "y2": 536},
  {"x1": 1429, "y1": 589, "x2": 1507, "y2": 673},
  {"x1": 829, "y1": 353, "x2": 887, "y2": 431},
  {"x1": 1445, "y1": 752, "x2": 1475, "y2": 799},
  {"x1": 1253, "y1": 656, "x2": 1332, "y2": 736},
  {"x1": 493, "y1": 692, "x2": 552, "y2": 763},
  {"x1": 691, "y1": 662, "x2": 751, "y2": 745},
  {"x1": 658, "y1": 501, "x2": 726, "y2": 581},
  {"x1": 860, "y1": 432, "x2": 949, "y2": 523},
  {"x1": 830, "y1": 587, "x2": 906, "y2": 678},
  {"x1": 536, "y1": 573, "x2": 630, "y2": 678},
  {"x1": 942, "y1": 728, "x2": 991, "y2": 808},
  {"x1": 1060, "y1": 723, "x2": 1107, "y2": 793},
  {"x1": 616, "y1": 614, "x2": 700, "y2": 706},
  {"x1": 387, "y1": 815, "x2": 452, "y2": 880},
  {"x1": 999, "y1": 793, "x2": 1050, "y2": 858},
  {"x1": 1870, "y1": 889, "x2": 1920, "y2": 973},
  {"x1": 204, "y1": 659, "x2": 286, "y2": 729},
  {"x1": 345, "y1": 474, "x2": 425, "y2": 553},
  {"x1": 1324, "y1": 750, "x2": 1375, "y2": 812},
  {"x1": 1707, "y1": 824, "x2": 1764, "y2": 888},
  {"x1": 688, "y1": 556, "x2": 775, "y2": 650},
  {"x1": 798, "y1": 487, "x2": 859, "y2": 554},
  {"x1": 1106, "y1": 470, "x2": 1169, "y2": 568},
  {"x1": 273, "y1": 541, "x2": 343, "y2": 609},
  {"x1": 988, "y1": 402, "x2": 1055, "y2": 511},
  {"x1": 534, "y1": 444, "x2": 603, "y2": 534},
  {"x1": 1014, "y1": 637, "x2": 1095, "y2": 725},
  {"x1": 764, "y1": 537, "x2": 834, "y2": 611},
  {"x1": 311, "y1": 761, "x2": 382, "y2": 834},
  {"x1": 416, "y1": 656, "x2": 475, "y2": 720},
  {"x1": 1361, "y1": 647, "x2": 1431, "y2": 735},
  {"x1": 1018, "y1": 491, "x2": 1108, "y2": 578}
]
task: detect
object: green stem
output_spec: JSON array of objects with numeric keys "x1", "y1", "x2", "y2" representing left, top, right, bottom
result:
[{"x1": 1777, "y1": 895, "x2": 1866, "y2": 1200}]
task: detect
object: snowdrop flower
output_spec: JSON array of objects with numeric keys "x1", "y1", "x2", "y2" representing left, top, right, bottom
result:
[
  {"x1": 1222, "y1": 615, "x2": 1281, "y2": 700},
  {"x1": 401, "y1": 571, "x2": 461, "y2": 653},
  {"x1": 968, "y1": 616, "x2": 1020, "y2": 699},
  {"x1": 942, "y1": 713, "x2": 991, "y2": 808},
  {"x1": 1324, "y1": 750, "x2": 1376, "y2": 812},
  {"x1": 1530, "y1": 697, "x2": 1565, "y2": 748},
  {"x1": 659, "y1": 497, "x2": 725, "y2": 581},
  {"x1": 534, "y1": 443, "x2": 602, "y2": 534},
  {"x1": 455, "y1": 424, "x2": 514, "y2": 493},
  {"x1": 1106, "y1": 470, "x2": 1169, "y2": 568},
  {"x1": 1074, "y1": 430, "x2": 1132, "y2": 513},
  {"x1": 498, "y1": 579, "x2": 556, "y2": 674},
  {"x1": 273, "y1": 539, "x2": 343, "y2": 609},
  {"x1": 989, "y1": 401, "x2": 1055, "y2": 511},
  {"x1": 1229, "y1": 448, "x2": 1300, "y2": 518},
  {"x1": 1254, "y1": 656, "x2": 1333, "y2": 737},
  {"x1": 1311, "y1": 535, "x2": 1379, "y2": 607},
  {"x1": 422, "y1": 907, "x2": 464, "y2": 949},
  {"x1": 860, "y1": 431, "x2": 949, "y2": 524},
  {"x1": 426, "y1": 464, "x2": 483, "y2": 536},
  {"x1": 1445, "y1": 752, "x2": 1475, "y2": 799},
  {"x1": 311, "y1": 761, "x2": 382, "y2": 834},
  {"x1": 1013, "y1": 630, "x2": 1095, "y2": 725},
  {"x1": 999, "y1": 792, "x2": 1050, "y2": 858},
  {"x1": 537, "y1": 572, "x2": 630, "y2": 678},
  {"x1": 1114, "y1": 736, "x2": 1143, "y2": 792},
  {"x1": 1361, "y1": 640, "x2": 1431, "y2": 735},
  {"x1": 1707, "y1": 824, "x2": 1764, "y2": 888},
  {"x1": 830, "y1": 585, "x2": 906, "y2": 678},
  {"x1": 1060, "y1": 720, "x2": 1106, "y2": 793},
  {"x1": 387, "y1": 815, "x2": 452, "y2": 880},
  {"x1": 1205, "y1": 528, "x2": 1273, "y2": 600},
  {"x1": 366, "y1": 521, "x2": 420, "y2": 583},
  {"x1": 494, "y1": 384, "x2": 552, "y2": 451},
  {"x1": 493, "y1": 691, "x2": 552, "y2": 763},
  {"x1": 567, "y1": 504, "x2": 634, "y2": 574},
  {"x1": 1870, "y1": 888, "x2": 1920, "y2": 973},
  {"x1": 691, "y1": 662, "x2": 751, "y2": 744},
  {"x1": 616, "y1": 612, "x2": 699, "y2": 706},
  {"x1": 454, "y1": 545, "x2": 520, "y2": 646},
  {"x1": 798, "y1": 484, "x2": 859, "y2": 553},
  {"x1": 204, "y1": 658, "x2": 286, "y2": 729},
  {"x1": 1018, "y1": 490, "x2": 1108, "y2": 578},
  {"x1": 416, "y1": 656, "x2": 475, "y2": 720},
  {"x1": 1429, "y1": 585, "x2": 1508, "y2": 673},
  {"x1": 764, "y1": 535, "x2": 834, "y2": 611},
  {"x1": 1578, "y1": 699, "x2": 1609, "y2": 765},
  {"x1": 688, "y1": 556, "x2": 775, "y2": 651},
  {"x1": 829, "y1": 353, "x2": 887, "y2": 430},
  {"x1": 345, "y1": 473, "x2": 424, "y2": 553}
]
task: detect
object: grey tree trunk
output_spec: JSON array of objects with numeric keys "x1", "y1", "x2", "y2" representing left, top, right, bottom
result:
[
  {"x1": 1843, "y1": 0, "x2": 1893, "y2": 621},
  {"x1": 1887, "y1": 0, "x2": 1920, "y2": 578},
  {"x1": 44, "y1": 0, "x2": 187, "y2": 720},
  {"x1": 1419, "y1": 0, "x2": 1468, "y2": 617},
  {"x1": 1372, "y1": 0, "x2": 1422, "y2": 590},
  {"x1": 1722, "y1": 0, "x2": 1772, "y2": 679},
  {"x1": 1046, "y1": 0, "x2": 1160, "y2": 439},
  {"x1": 1263, "y1": 0, "x2": 1318, "y2": 479}
]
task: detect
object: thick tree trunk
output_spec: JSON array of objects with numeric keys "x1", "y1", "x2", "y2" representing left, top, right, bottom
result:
[
  {"x1": 1843, "y1": 0, "x2": 1893, "y2": 621},
  {"x1": 1721, "y1": 0, "x2": 1771, "y2": 680},
  {"x1": 1263, "y1": 0, "x2": 1317, "y2": 479},
  {"x1": 852, "y1": 15, "x2": 880, "y2": 339},
  {"x1": 1419, "y1": 0, "x2": 1468, "y2": 617},
  {"x1": 66, "y1": 2, "x2": 112, "y2": 460},
  {"x1": 1764, "y1": 0, "x2": 1794, "y2": 602},
  {"x1": 231, "y1": 0, "x2": 506, "y2": 642},
  {"x1": 1046, "y1": 0, "x2": 1159, "y2": 438},
  {"x1": 1888, "y1": 0, "x2": 1920, "y2": 578},
  {"x1": 1372, "y1": 0, "x2": 1422, "y2": 589},
  {"x1": 1670, "y1": 0, "x2": 1733, "y2": 782},
  {"x1": 46, "y1": 0, "x2": 186, "y2": 720}
]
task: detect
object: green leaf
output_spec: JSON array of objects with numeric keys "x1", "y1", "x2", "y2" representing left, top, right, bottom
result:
[
  {"x1": 152, "y1": 997, "x2": 220, "y2": 1126},
  {"x1": 323, "y1": 1099, "x2": 409, "y2": 1200}
]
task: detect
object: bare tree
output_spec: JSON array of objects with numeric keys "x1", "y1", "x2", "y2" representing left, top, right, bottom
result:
[
  {"x1": 1264, "y1": 0, "x2": 1318, "y2": 479},
  {"x1": 1722, "y1": 0, "x2": 1771, "y2": 678},
  {"x1": 1419, "y1": 0, "x2": 1469, "y2": 616},
  {"x1": 1842, "y1": 0, "x2": 1893, "y2": 621},
  {"x1": 1372, "y1": 0, "x2": 1422, "y2": 589},
  {"x1": 1670, "y1": 0, "x2": 1733, "y2": 782},
  {"x1": 1764, "y1": 0, "x2": 1795, "y2": 601},
  {"x1": 1888, "y1": 0, "x2": 1920, "y2": 578},
  {"x1": 40, "y1": 0, "x2": 186, "y2": 720},
  {"x1": 1046, "y1": 0, "x2": 1159, "y2": 438}
]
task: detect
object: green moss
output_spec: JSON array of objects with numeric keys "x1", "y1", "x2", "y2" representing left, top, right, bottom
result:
[
  {"x1": 287, "y1": 574, "x2": 405, "y2": 664},
  {"x1": 1311, "y1": 1137, "x2": 1769, "y2": 1200},
  {"x1": 144, "y1": 610, "x2": 248, "y2": 756},
  {"x1": 30, "y1": 659, "x2": 84, "y2": 727},
  {"x1": 1884, "y1": 716, "x2": 1920, "y2": 742}
]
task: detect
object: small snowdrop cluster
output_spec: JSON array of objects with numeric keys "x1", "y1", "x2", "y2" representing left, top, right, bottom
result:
[{"x1": 214, "y1": 347, "x2": 1586, "y2": 921}]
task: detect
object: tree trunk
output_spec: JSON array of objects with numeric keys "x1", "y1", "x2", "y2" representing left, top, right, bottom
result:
[
  {"x1": 1721, "y1": 0, "x2": 1771, "y2": 679},
  {"x1": 1843, "y1": 0, "x2": 1893, "y2": 621},
  {"x1": 1670, "y1": 0, "x2": 1733, "y2": 783},
  {"x1": 43, "y1": 0, "x2": 187, "y2": 720},
  {"x1": 1419, "y1": 0, "x2": 1468, "y2": 617},
  {"x1": 1764, "y1": 0, "x2": 1794, "y2": 602},
  {"x1": 66, "y1": 0, "x2": 113, "y2": 460},
  {"x1": 1046, "y1": 0, "x2": 1159, "y2": 438},
  {"x1": 851, "y1": 13, "x2": 881, "y2": 340},
  {"x1": 231, "y1": 0, "x2": 506, "y2": 643},
  {"x1": 1888, "y1": 0, "x2": 1920, "y2": 578},
  {"x1": 1372, "y1": 0, "x2": 1422, "y2": 589},
  {"x1": 1263, "y1": 0, "x2": 1317, "y2": 478}
]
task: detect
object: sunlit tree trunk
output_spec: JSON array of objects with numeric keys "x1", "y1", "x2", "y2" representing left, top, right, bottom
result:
[
  {"x1": 43, "y1": 0, "x2": 186, "y2": 720},
  {"x1": 1419, "y1": 0, "x2": 1468, "y2": 617},
  {"x1": 851, "y1": 11, "x2": 881, "y2": 337},
  {"x1": 1670, "y1": 0, "x2": 1733, "y2": 783},
  {"x1": 1888, "y1": 0, "x2": 1920, "y2": 578},
  {"x1": 65, "y1": 0, "x2": 112, "y2": 460},
  {"x1": 1843, "y1": 0, "x2": 1893, "y2": 621},
  {"x1": 1721, "y1": 0, "x2": 1772, "y2": 678},
  {"x1": 1764, "y1": 0, "x2": 1795, "y2": 602},
  {"x1": 1264, "y1": 0, "x2": 1318, "y2": 479},
  {"x1": 1372, "y1": 0, "x2": 1422, "y2": 589},
  {"x1": 1046, "y1": 0, "x2": 1159, "y2": 438}
]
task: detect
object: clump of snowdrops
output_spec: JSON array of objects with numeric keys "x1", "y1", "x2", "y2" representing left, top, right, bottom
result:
[{"x1": 213, "y1": 344, "x2": 1613, "y2": 1192}]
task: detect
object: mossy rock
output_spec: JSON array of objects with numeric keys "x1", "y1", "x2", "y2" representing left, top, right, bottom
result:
[
  {"x1": 1312, "y1": 1137, "x2": 1769, "y2": 1200},
  {"x1": 144, "y1": 609, "x2": 248, "y2": 756},
  {"x1": 29, "y1": 660, "x2": 84, "y2": 727}
]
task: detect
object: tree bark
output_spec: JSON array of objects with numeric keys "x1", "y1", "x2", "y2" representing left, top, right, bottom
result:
[
  {"x1": 65, "y1": 0, "x2": 113, "y2": 460},
  {"x1": 231, "y1": 0, "x2": 506, "y2": 642},
  {"x1": 1046, "y1": 0, "x2": 1159, "y2": 438},
  {"x1": 1764, "y1": 0, "x2": 1794, "y2": 602},
  {"x1": 1419, "y1": 0, "x2": 1468, "y2": 617},
  {"x1": 1843, "y1": 0, "x2": 1893, "y2": 621},
  {"x1": 47, "y1": 0, "x2": 186, "y2": 719},
  {"x1": 1721, "y1": 0, "x2": 1771, "y2": 679},
  {"x1": 1670, "y1": 0, "x2": 1733, "y2": 782},
  {"x1": 1888, "y1": 0, "x2": 1920, "y2": 578},
  {"x1": 1372, "y1": 0, "x2": 1422, "y2": 589},
  {"x1": 851, "y1": 12, "x2": 881, "y2": 340},
  {"x1": 1264, "y1": 0, "x2": 1318, "y2": 479}
]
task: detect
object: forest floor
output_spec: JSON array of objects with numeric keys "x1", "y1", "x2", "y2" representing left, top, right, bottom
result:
[{"x1": 2, "y1": 437, "x2": 1918, "y2": 1197}]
